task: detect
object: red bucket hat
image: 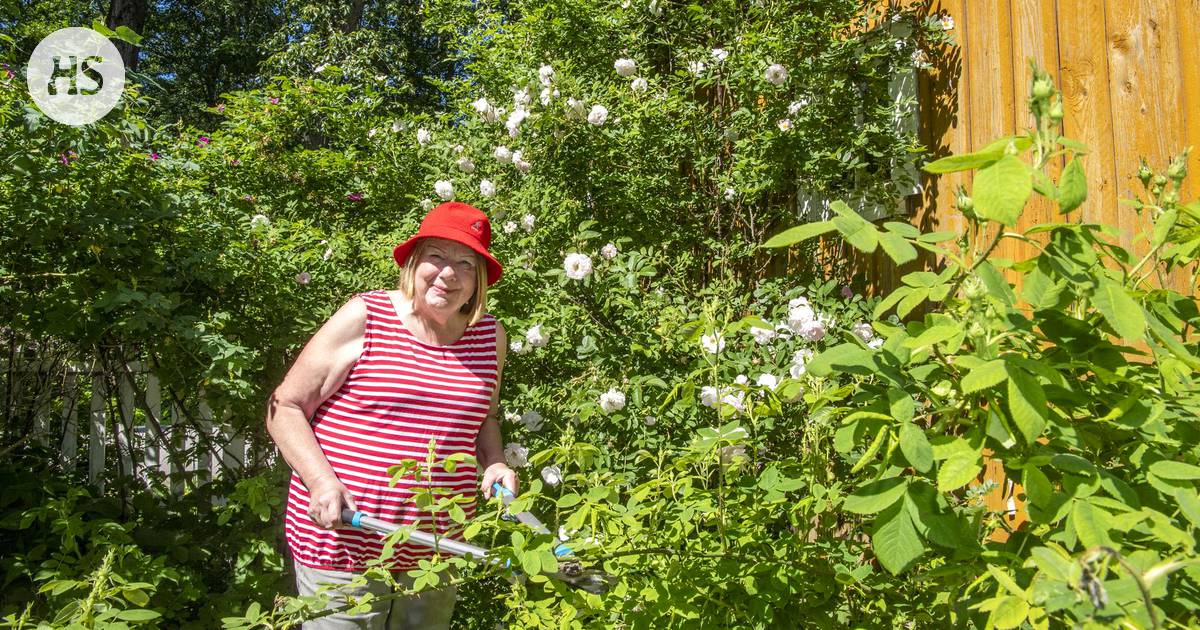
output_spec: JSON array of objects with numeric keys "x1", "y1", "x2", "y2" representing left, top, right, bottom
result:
[{"x1": 392, "y1": 202, "x2": 503, "y2": 286}]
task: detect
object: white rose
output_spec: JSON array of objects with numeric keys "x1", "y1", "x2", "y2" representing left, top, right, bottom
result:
[
  {"x1": 700, "y1": 333, "x2": 725, "y2": 354},
  {"x1": 756, "y1": 373, "x2": 778, "y2": 390},
  {"x1": 323, "y1": 247, "x2": 333, "y2": 261},
  {"x1": 792, "y1": 348, "x2": 814, "y2": 370},
  {"x1": 688, "y1": 60, "x2": 707, "y2": 75},
  {"x1": 799, "y1": 318, "x2": 826, "y2": 342},
  {"x1": 777, "y1": 118, "x2": 793, "y2": 132},
  {"x1": 749, "y1": 326, "x2": 776, "y2": 344},
  {"x1": 566, "y1": 97, "x2": 587, "y2": 121},
  {"x1": 453, "y1": 144, "x2": 465, "y2": 153},
  {"x1": 563, "y1": 253, "x2": 593, "y2": 280},
  {"x1": 711, "y1": 48, "x2": 728, "y2": 63},
  {"x1": 505, "y1": 410, "x2": 521, "y2": 424},
  {"x1": 514, "y1": 157, "x2": 532, "y2": 173},
  {"x1": 295, "y1": 271, "x2": 311, "y2": 285},
  {"x1": 721, "y1": 390, "x2": 746, "y2": 413},
  {"x1": 457, "y1": 156, "x2": 476, "y2": 173},
  {"x1": 700, "y1": 386, "x2": 720, "y2": 408},
  {"x1": 868, "y1": 338, "x2": 884, "y2": 350},
  {"x1": 525, "y1": 324, "x2": 548, "y2": 348},
  {"x1": 787, "y1": 302, "x2": 816, "y2": 332},
  {"x1": 764, "y1": 63, "x2": 789, "y2": 85},
  {"x1": 598, "y1": 388, "x2": 626, "y2": 413},
  {"x1": 504, "y1": 442, "x2": 529, "y2": 468},
  {"x1": 734, "y1": 374, "x2": 749, "y2": 386},
  {"x1": 600, "y1": 243, "x2": 618, "y2": 259},
  {"x1": 506, "y1": 108, "x2": 530, "y2": 137},
  {"x1": 539, "y1": 87, "x2": 554, "y2": 106},
  {"x1": 391, "y1": 120, "x2": 403, "y2": 133},
  {"x1": 718, "y1": 444, "x2": 746, "y2": 464},
  {"x1": 788, "y1": 99, "x2": 808, "y2": 115},
  {"x1": 503, "y1": 221, "x2": 518, "y2": 234},
  {"x1": 521, "y1": 213, "x2": 536, "y2": 232},
  {"x1": 509, "y1": 339, "x2": 525, "y2": 354},
  {"x1": 472, "y1": 97, "x2": 499, "y2": 122},
  {"x1": 494, "y1": 146, "x2": 513, "y2": 163},
  {"x1": 852, "y1": 322, "x2": 875, "y2": 343},
  {"x1": 648, "y1": 0, "x2": 662, "y2": 15},
  {"x1": 521, "y1": 411, "x2": 544, "y2": 432},
  {"x1": 417, "y1": 128, "x2": 432, "y2": 145},
  {"x1": 538, "y1": 64, "x2": 555, "y2": 85},
  {"x1": 420, "y1": 198, "x2": 435, "y2": 211},
  {"x1": 480, "y1": 179, "x2": 496, "y2": 198},
  {"x1": 541, "y1": 465, "x2": 562, "y2": 486},
  {"x1": 587, "y1": 104, "x2": 609, "y2": 126},
  {"x1": 250, "y1": 213, "x2": 270, "y2": 227},
  {"x1": 631, "y1": 77, "x2": 648, "y2": 93},
  {"x1": 614, "y1": 58, "x2": 637, "y2": 77},
  {"x1": 724, "y1": 188, "x2": 736, "y2": 202},
  {"x1": 940, "y1": 14, "x2": 954, "y2": 30},
  {"x1": 513, "y1": 87, "x2": 532, "y2": 109},
  {"x1": 367, "y1": 128, "x2": 378, "y2": 138},
  {"x1": 644, "y1": 415, "x2": 657, "y2": 426},
  {"x1": 434, "y1": 180, "x2": 454, "y2": 200}
]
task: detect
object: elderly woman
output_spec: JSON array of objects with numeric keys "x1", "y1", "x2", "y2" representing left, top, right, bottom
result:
[{"x1": 266, "y1": 201, "x2": 518, "y2": 629}]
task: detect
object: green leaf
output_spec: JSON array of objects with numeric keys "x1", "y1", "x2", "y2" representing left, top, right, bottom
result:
[
  {"x1": 115, "y1": 609, "x2": 162, "y2": 621},
  {"x1": 556, "y1": 493, "x2": 582, "y2": 508},
  {"x1": 938, "y1": 453, "x2": 981, "y2": 492},
  {"x1": 888, "y1": 388, "x2": 915, "y2": 423},
  {"x1": 123, "y1": 588, "x2": 149, "y2": 607},
  {"x1": 805, "y1": 343, "x2": 875, "y2": 377},
  {"x1": 1023, "y1": 466, "x2": 1052, "y2": 507},
  {"x1": 961, "y1": 359, "x2": 1007, "y2": 394},
  {"x1": 1152, "y1": 208, "x2": 1179, "y2": 247},
  {"x1": 899, "y1": 423, "x2": 933, "y2": 473},
  {"x1": 878, "y1": 232, "x2": 918, "y2": 265},
  {"x1": 1149, "y1": 460, "x2": 1200, "y2": 480},
  {"x1": 972, "y1": 155, "x2": 1032, "y2": 226},
  {"x1": 1092, "y1": 280, "x2": 1145, "y2": 342},
  {"x1": 830, "y1": 201, "x2": 879, "y2": 253},
  {"x1": 903, "y1": 323, "x2": 960, "y2": 352},
  {"x1": 920, "y1": 137, "x2": 1032, "y2": 174},
  {"x1": 844, "y1": 477, "x2": 908, "y2": 514},
  {"x1": 1176, "y1": 490, "x2": 1200, "y2": 529},
  {"x1": 1005, "y1": 365, "x2": 1047, "y2": 443},
  {"x1": 761, "y1": 221, "x2": 836, "y2": 248},
  {"x1": 870, "y1": 503, "x2": 926, "y2": 574},
  {"x1": 989, "y1": 596, "x2": 1030, "y2": 629},
  {"x1": 1072, "y1": 500, "x2": 1113, "y2": 549},
  {"x1": 1057, "y1": 158, "x2": 1087, "y2": 213}
]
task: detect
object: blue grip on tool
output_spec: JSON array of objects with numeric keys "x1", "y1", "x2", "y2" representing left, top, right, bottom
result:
[
  {"x1": 492, "y1": 482, "x2": 514, "y2": 498},
  {"x1": 351, "y1": 511, "x2": 363, "y2": 528}
]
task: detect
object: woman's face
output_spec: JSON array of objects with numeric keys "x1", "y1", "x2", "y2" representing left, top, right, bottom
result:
[{"x1": 413, "y1": 238, "x2": 479, "y2": 316}]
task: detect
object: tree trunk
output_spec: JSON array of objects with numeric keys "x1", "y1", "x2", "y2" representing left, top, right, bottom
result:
[
  {"x1": 343, "y1": 0, "x2": 366, "y2": 33},
  {"x1": 106, "y1": 0, "x2": 150, "y2": 71}
]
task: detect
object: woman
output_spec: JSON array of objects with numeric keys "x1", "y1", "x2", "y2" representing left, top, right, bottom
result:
[{"x1": 266, "y1": 201, "x2": 518, "y2": 629}]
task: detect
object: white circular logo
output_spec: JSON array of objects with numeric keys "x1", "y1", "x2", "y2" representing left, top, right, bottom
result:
[{"x1": 26, "y1": 28, "x2": 125, "y2": 126}]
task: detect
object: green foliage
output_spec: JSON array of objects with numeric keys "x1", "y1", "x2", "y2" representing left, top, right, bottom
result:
[{"x1": 762, "y1": 65, "x2": 1200, "y2": 627}]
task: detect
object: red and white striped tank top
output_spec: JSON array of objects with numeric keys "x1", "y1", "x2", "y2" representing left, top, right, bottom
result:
[{"x1": 285, "y1": 289, "x2": 498, "y2": 571}]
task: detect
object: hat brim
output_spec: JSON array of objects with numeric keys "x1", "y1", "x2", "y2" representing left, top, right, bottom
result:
[{"x1": 392, "y1": 227, "x2": 503, "y2": 286}]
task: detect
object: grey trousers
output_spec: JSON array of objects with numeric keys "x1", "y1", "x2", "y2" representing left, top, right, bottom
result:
[{"x1": 295, "y1": 563, "x2": 458, "y2": 630}]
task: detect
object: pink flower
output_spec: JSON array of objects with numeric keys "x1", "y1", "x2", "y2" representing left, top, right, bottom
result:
[
  {"x1": 148, "y1": 151, "x2": 160, "y2": 161},
  {"x1": 840, "y1": 285, "x2": 853, "y2": 299},
  {"x1": 197, "y1": 136, "x2": 210, "y2": 147},
  {"x1": 268, "y1": 97, "x2": 279, "y2": 105},
  {"x1": 346, "y1": 192, "x2": 363, "y2": 201},
  {"x1": 59, "y1": 154, "x2": 70, "y2": 165},
  {"x1": 229, "y1": 158, "x2": 241, "y2": 166},
  {"x1": 215, "y1": 103, "x2": 225, "y2": 113}
]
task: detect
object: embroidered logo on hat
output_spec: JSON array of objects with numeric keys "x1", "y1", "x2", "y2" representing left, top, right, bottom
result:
[{"x1": 470, "y1": 220, "x2": 483, "y2": 234}]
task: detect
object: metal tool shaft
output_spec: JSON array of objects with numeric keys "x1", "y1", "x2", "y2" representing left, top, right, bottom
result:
[{"x1": 341, "y1": 509, "x2": 491, "y2": 559}]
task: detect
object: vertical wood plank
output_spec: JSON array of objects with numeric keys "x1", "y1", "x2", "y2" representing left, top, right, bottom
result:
[
  {"x1": 1176, "y1": 0, "x2": 1200, "y2": 203},
  {"x1": 144, "y1": 373, "x2": 163, "y2": 479},
  {"x1": 117, "y1": 368, "x2": 135, "y2": 479},
  {"x1": 1058, "y1": 0, "x2": 1118, "y2": 231},
  {"x1": 198, "y1": 396, "x2": 214, "y2": 484},
  {"x1": 60, "y1": 368, "x2": 78, "y2": 467},
  {"x1": 170, "y1": 400, "x2": 185, "y2": 496},
  {"x1": 1105, "y1": 0, "x2": 1185, "y2": 253},
  {"x1": 918, "y1": 0, "x2": 971, "y2": 240},
  {"x1": 88, "y1": 374, "x2": 106, "y2": 487}
]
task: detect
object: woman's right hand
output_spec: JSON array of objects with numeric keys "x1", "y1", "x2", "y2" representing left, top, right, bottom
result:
[{"x1": 307, "y1": 475, "x2": 357, "y2": 529}]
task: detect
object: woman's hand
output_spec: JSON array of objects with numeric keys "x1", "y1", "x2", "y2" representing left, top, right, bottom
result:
[
  {"x1": 481, "y1": 462, "x2": 518, "y2": 500},
  {"x1": 307, "y1": 474, "x2": 357, "y2": 529}
]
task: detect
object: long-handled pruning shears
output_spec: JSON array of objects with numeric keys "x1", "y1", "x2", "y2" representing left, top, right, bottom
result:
[{"x1": 340, "y1": 483, "x2": 613, "y2": 594}]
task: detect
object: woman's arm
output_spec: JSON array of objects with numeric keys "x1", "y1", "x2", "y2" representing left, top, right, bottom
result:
[
  {"x1": 266, "y1": 296, "x2": 367, "y2": 528},
  {"x1": 478, "y1": 320, "x2": 517, "y2": 499}
]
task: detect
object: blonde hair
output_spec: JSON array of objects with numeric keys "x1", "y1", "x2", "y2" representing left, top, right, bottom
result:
[{"x1": 396, "y1": 239, "x2": 489, "y2": 325}]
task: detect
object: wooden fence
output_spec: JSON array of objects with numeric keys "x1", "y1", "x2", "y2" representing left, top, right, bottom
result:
[{"x1": 5, "y1": 355, "x2": 250, "y2": 493}]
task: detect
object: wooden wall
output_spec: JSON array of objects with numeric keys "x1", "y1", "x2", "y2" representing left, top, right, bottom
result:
[{"x1": 849, "y1": 0, "x2": 1200, "y2": 294}]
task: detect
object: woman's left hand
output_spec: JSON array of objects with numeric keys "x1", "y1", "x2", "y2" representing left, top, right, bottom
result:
[{"x1": 481, "y1": 462, "x2": 518, "y2": 500}]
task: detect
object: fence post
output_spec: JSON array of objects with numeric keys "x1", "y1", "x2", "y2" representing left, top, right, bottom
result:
[
  {"x1": 117, "y1": 365, "x2": 136, "y2": 480},
  {"x1": 144, "y1": 370, "x2": 164, "y2": 482},
  {"x1": 198, "y1": 392, "x2": 213, "y2": 485},
  {"x1": 87, "y1": 368, "x2": 106, "y2": 488},
  {"x1": 170, "y1": 400, "x2": 185, "y2": 496},
  {"x1": 61, "y1": 366, "x2": 79, "y2": 469}
]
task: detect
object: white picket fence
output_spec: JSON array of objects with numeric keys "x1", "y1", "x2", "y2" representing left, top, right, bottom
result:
[{"x1": 18, "y1": 358, "x2": 249, "y2": 492}]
